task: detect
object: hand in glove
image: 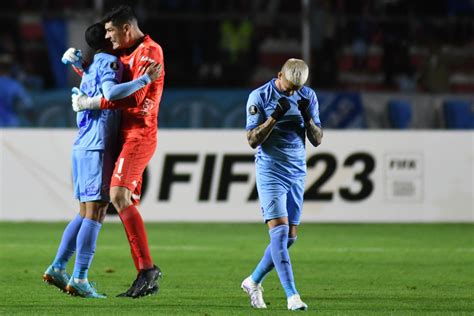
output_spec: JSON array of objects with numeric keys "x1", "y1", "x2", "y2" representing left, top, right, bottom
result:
[{"x1": 71, "y1": 87, "x2": 101, "y2": 112}]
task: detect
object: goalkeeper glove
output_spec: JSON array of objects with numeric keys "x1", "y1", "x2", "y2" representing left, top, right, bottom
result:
[
  {"x1": 297, "y1": 97, "x2": 312, "y2": 122},
  {"x1": 271, "y1": 97, "x2": 291, "y2": 121},
  {"x1": 62, "y1": 48, "x2": 83, "y2": 69},
  {"x1": 71, "y1": 87, "x2": 101, "y2": 112}
]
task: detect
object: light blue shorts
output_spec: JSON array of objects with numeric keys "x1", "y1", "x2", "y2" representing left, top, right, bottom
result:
[
  {"x1": 256, "y1": 159, "x2": 305, "y2": 225},
  {"x1": 72, "y1": 150, "x2": 114, "y2": 202}
]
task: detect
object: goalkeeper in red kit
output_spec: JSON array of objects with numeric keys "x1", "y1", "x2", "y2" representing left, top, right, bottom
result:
[{"x1": 70, "y1": 5, "x2": 164, "y2": 298}]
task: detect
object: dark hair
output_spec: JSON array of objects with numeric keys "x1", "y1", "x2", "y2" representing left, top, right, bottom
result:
[
  {"x1": 85, "y1": 22, "x2": 110, "y2": 51},
  {"x1": 102, "y1": 5, "x2": 137, "y2": 27}
]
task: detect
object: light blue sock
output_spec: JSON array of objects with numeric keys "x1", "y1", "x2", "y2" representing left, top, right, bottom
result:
[
  {"x1": 251, "y1": 236, "x2": 297, "y2": 283},
  {"x1": 73, "y1": 218, "x2": 102, "y2": 279},
  {"x1": 52, "y1": 214, "x2": 84, "y2": 270},
  {"x1": 269, "y1": 225, "x2": 298, "y2": 298}
]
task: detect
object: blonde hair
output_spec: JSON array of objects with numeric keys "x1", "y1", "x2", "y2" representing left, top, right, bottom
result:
[{"x1": 281, "y1": 58, "x2": 309, "y2": 87}]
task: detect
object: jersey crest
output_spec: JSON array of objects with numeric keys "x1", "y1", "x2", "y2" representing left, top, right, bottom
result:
[
  {"x1": 249, "y1": 105, "x2": 258, "y2": 115},
  {"x1": 110, "y1": 62, "x2": 119, "y2": 70}
]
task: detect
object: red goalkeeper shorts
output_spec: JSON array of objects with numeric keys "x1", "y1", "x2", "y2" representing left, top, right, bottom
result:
[{"x1": 110, "y1": 138, "x2": 157, "y2": 204}]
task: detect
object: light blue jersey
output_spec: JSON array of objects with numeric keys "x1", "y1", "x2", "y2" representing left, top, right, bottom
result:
[
  {"x1": 246, "y1": 78, "x2": 321, "y2": 224},
  {"x1": 246, "y1": 78, "x2": 320, "y2": 174},
  {"x1": 72, "y1": 53, "x2": 122, "y2": 202},
  {"x1": 73, "y1": 52, "x2": 122, "y2": 151}
]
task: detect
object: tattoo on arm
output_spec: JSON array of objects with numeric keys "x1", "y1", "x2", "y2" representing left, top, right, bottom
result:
[
  {"x1": 247, "y1": 117, "x2": 277, "y2": 148},
  {"x1": 306, "y1": 119, "x2": 323, "y2": 147}
]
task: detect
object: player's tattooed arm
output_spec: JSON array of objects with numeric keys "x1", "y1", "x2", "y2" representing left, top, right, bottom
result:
[
  {"x1": 247, "y1": 118, "x2": 277, "y2": 149},
  {"x1": 305, "y1": 119, "x2": 323, "y2": 147}
]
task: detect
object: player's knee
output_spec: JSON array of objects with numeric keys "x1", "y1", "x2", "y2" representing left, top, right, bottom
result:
[
  {"x1": 96, "y1": 207, "x2": 107, "y2": 223},
  {"x1": 110, "y1": 187, "x2": 133, "y2": 211},
  {"x1": 287, "y1": 236, "x2": 297, "y2": 248},
  {"x1": 88, "y1": 211, "x2": 106, "y2": 223},
  {"x1": 289, "y1": 224, "x2": 298, "y2": 237},
  {"x1": 110, "y1": 194, "x2": 130, "y2": 212},
  {"x1": 85, "y1": 202, "x2": 108, "y2": 223},
  {"x1": 110, "y1": 196, "x2": 125, "y2": 211}
]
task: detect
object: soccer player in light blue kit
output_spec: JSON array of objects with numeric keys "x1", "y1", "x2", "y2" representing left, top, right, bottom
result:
[
  {"x1": 42, "y1": 23, "x2": 160, "y2": 298},
  {"x1": 241, "y1": 58, "x2": 323, "y2": 310}
]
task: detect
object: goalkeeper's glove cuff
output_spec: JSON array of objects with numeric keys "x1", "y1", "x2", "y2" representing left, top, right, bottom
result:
[
  {"x1": 73, "y1": 95, "x2": 101, "y2": 112},
  {"x1": 82, "y1": 95, "x2": 101, "y2": 110}
]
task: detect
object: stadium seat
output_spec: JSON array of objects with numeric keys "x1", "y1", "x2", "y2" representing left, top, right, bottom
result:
[
  {"x1": 388, "y1": 100, "x2": 412, "y2": 129},
  {"x1": 443, "y1": 100, "x2": 474, "y2": 129}
]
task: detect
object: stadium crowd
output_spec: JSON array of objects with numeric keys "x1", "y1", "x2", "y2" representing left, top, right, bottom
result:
[{"x1": 1, "y1": 0, "x2": 473, "y2": 92}]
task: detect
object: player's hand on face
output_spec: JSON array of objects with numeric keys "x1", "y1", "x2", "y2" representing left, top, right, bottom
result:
[
  {"x1": 62, "y1": 48, "x2": 83, "y2": 69},
  {"x1": 277, "y1": 97, "x2": 291, "y2": 112},
  {"x1": 297, "y1": 97, "x2": 312, "y2": 122},
  {"x1": 297, "y1": 98, "x2": 310, "y2": 111},
  {"x1": 271, "y1": 97, "x2": 291, "y2": 121},
  {"x1": 145, "y1": 63, "x2": 162, "y2": 82}
]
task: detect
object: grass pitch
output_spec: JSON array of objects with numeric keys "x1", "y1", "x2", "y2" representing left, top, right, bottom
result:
[{"x1": 0, "y1": 222, "x2": 473, "y2": 315}]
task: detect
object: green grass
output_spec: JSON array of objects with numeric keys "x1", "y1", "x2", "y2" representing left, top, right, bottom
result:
[{"x1": 0, "y1": 222, "x2": 473, "y2": 315}]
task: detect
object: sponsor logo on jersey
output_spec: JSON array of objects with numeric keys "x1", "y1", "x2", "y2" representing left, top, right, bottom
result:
[
  {"x1": 140, "y1": 55, "x2": 157, "y2": 64},
  {"x1": 140, "y1": 98, "x2": 154, "y2": 115}
]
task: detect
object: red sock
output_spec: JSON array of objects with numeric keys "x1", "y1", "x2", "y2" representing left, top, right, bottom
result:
[
  {"x1": 121, "y1": 222, "x2": 140, "y2": 272},
  {"x1": 119, "y1": 205, "x2": 154, "y2": 270},
  {"x1": 130, "y1": 248, "x2": 140, "y2": 272}
]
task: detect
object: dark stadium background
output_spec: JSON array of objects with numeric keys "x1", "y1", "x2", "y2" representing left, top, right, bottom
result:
[
  {"x1": 0, "y1": 1, "x2": 473, "y2": 315},
  {"x1": 0, "y1": 0, "x2": 473, "y2": 128}
]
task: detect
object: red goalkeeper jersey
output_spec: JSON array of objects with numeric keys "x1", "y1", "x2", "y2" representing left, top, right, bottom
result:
[{"x1": 100, "y1": 35, "x2": 165, "y2": 140}]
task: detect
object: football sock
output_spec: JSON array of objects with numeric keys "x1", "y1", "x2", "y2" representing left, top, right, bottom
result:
[
  {"x1": 269, "y1": 225, "x2": 298, "y2": 298},
  {"x1": 73, "y1": 278, "x2": 88, "y2": 284},
  {"x1": 73, "y1": 218, "x2": 102, "y2": 279},
  {"x1": 121, "y1": 221, "x2": 140, "y2": 272},
  {"x1": 119, "y1": 205, "x2": 154, "y2": 270},
  {"x1": 251, "y1": 236, "x2": 297, "y2": 283},
  {"x1": 52, "y1": 214, "x2": 84, "y2": 270}
]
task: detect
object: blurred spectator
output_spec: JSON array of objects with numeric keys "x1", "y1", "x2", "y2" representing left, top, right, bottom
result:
[
  {"x1": 311, "y1": 0, "x2": 338, "y2": 87},
  {"x1": 394, "y1": 41, "x2": 417, "y2": 92},
  {"x1": 219, "y1": 17, "x2": 255, "y2": 85},
  {"x1": 0, "y1": 54, "x2": 33, "y2": 127},
  {"x1": 2, "y1": 0, "x2": 473, "y2": 92},
  {"x1": 351, "y1": 4, "x2": 371, "y2": 71},
  {"x1": 419, "y1": 44, "x2": 450, "y2": 92},
  {"x1": 196, "y1": 20, "x2": 223, "y2": 86}
]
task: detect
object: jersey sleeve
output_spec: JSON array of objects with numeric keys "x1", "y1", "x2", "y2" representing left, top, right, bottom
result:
[
  {"x1": 100, "y1": 45, "x2": 164, "y2": 110},
  {"x1": 246, "y1": 90, "x2": 265, "y2": 130},
  {"x1": 300, "y1": 87, "x2": 321, "y2": 127},
  {"x1": 99, "y1": 56, "x2": 123, "y2": 86},
  {"x1": 306, "y1": 88, "x2": 321, "y2": 127},
  {"x1": 101, "y1": 74, "x2": 151, "y2": 101}
]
